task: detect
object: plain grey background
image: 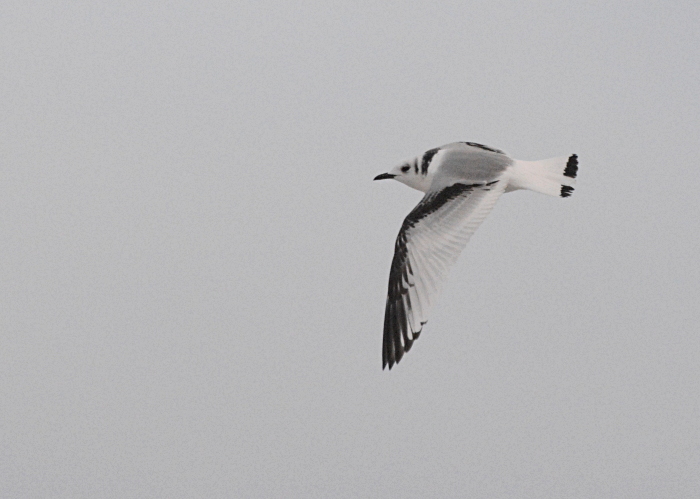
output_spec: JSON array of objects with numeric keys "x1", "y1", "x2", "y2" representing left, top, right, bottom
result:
[{"x1": 2, "y1": 1, "x2": 699, "y2": 497}]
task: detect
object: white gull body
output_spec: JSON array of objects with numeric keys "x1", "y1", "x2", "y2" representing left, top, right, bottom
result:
[{"x1": 374, "y1": 141, "x2": 578, "y2": 370}]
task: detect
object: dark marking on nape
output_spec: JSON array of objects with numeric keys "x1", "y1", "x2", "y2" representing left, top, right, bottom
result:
[
  {"x1": 413, "y1": 160, "x2": 418, "y2": 174},
  {"x1": 462, "y1": 142, "x2": 505, "y2": 154},
  {"x1": 561, "y1": 185, "x2": 574, "y2": 198},
  {"x1": 421, "y1": 148, "x2": 440, "y2": 175},
  {"x1": 564, "y1": 154, "x2": 578, "y2": 179}
]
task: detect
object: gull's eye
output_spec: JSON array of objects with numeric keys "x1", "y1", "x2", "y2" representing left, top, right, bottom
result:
[{"x1": 400, "y1": 165, "x2": 410, "y2": 173}]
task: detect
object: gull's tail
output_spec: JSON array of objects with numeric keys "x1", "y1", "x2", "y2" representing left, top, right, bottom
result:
[{"x1": 507, "y1": 154, "x2": 578, "y2": 197}]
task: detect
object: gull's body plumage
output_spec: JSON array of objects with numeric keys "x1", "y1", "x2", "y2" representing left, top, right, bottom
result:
[{"x1": 374, "y1": 142, "x2": 578, "y2": 369}]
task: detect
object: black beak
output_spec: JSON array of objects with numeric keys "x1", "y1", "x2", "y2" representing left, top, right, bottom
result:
[{"x1": 373, "y1": 173, "x2": 396, "y2": 181}]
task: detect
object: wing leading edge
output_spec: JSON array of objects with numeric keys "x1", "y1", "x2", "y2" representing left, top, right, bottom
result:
[{"x1": 382, "y1": 179, "x2": 506, "y2": 369}]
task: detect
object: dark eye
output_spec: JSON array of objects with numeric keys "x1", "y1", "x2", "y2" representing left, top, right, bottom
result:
[{"x1": 400, "y1": 165, "x2": 410, "y2": 173}]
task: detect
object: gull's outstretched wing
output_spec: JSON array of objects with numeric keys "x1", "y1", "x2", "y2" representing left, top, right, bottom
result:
[{"x1": 382, "y1": 179, "x2": 507, "y2": 369}]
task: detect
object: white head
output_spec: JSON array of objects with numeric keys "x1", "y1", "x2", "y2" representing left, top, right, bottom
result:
[{"x1": 373, "y1": 155, "x2": 435, "y2": 193}]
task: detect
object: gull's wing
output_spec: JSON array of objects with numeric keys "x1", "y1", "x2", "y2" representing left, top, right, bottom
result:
[{"x1": 382, "y1": 179, "x2": 507, "y2": 369}]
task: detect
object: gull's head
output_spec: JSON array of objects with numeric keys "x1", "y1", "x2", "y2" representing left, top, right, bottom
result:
[{"x1": 373, "y1": 157, "x2": 431, "y2": 193}]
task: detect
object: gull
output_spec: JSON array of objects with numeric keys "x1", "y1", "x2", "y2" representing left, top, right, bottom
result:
[{"x1": 374, "y1": 142, "x2": 578, "y2": 369}]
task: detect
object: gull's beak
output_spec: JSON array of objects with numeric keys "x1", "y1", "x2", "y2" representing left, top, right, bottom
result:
[{"x1": 373, "y1": 173, "x2": 396, "y2": 181}]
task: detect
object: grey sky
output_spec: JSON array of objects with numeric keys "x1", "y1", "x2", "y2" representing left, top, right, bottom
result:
[{"x1": 2, "y1": 1, "x2": 699, "y2": 497}]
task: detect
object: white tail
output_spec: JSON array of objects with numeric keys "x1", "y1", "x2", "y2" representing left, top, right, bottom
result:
[{"x1": 506, "y1": 154, "x2": 578, "y2": 197}]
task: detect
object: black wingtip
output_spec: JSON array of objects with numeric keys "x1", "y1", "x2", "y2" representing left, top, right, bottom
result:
[
  {"x1": 560, "y1": 185, "x2": 574, "y2": 198},
  {"x1": 564, "y1": 154, "x2": 578, "y2": 179}
]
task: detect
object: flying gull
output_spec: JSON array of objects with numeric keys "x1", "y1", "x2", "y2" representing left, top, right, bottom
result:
[{"x1": 374, "y1": 141, "x2": 578, "y2": 369}]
